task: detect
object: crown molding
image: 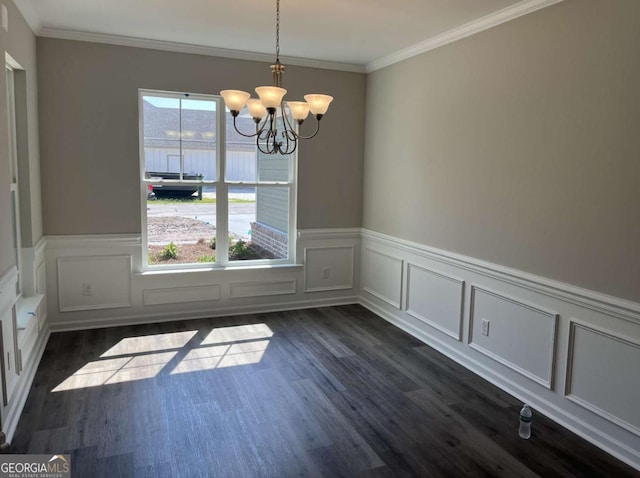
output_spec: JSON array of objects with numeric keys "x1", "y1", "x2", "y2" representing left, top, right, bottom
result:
[
  {"x1": 37, "y1": 28, "x2": 367, "y2": 73},
  {"x1": 366, "y1": 0, "x2": 564, "y2": 72},
  {"x1": 16, "y1": 0, "x2": 561, "y2": 75},
  {"x1": 12, "y1": 0, "x2": 41, "y2": 32}
]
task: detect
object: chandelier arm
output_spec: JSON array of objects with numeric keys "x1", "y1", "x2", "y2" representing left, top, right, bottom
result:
[
  {"x1": 280, "y1": 102, "x2": 300, "y2": 141},
  {"x1": 281, "y1": 138, "x2": 298, "y2": 156},
  {"x1": 257, "y1": 125, "x2": 279, "y2": 154},
  {"x1": 280, "y1": 126, "x2": 293, "y2": 153},
  {"x1": 291, "y1": 116, "x2": 321, "y2": 140},
  {"x1": 231, "y1": 114, "x2": 263, "y2": 138},
  {"x1": 256, "y1": 138, "x2": 271, "y2": 155},
  {"x1": 277, "y1": 120, "x2": 297, "y2": 156}
]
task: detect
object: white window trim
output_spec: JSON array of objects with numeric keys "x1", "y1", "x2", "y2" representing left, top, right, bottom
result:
[
  {"x1": 6, "y1": 60, "x2": 22, "y2": 297},
  {"x1": 138, "y1": 88, "x2": 297, "y2": 271}
]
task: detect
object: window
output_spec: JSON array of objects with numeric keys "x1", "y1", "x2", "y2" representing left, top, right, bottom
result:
[
  {"x1": 6, "y1": 62, "x2": 22, "y2": 296},
  {"x1": 139, "y1": 90, "x2": 296, "y2": 268}
]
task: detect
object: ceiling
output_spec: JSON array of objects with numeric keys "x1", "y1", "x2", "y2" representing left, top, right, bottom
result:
[{"x1": 13, "y1": 0, "x2": 559, "y2": 72}]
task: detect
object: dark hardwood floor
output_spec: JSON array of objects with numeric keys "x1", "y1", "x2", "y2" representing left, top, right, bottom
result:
[{"x1": 8, "y1": 305, "x2": 638, "y2": 477}]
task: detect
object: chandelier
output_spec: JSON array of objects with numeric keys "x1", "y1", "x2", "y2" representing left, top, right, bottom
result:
[{"x1": 220, "y1": 0, "x2": 333, "y2": 156}]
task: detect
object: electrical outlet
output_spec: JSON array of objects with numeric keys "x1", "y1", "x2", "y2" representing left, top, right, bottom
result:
[
  {"x1": 321, "y1": 267, "x2": 330, "y2": 279},
  {"x1": 82, "y1": 282, "x2": 92, "y2": 296},
  {"x1": 481, "y1": 319, "x2": 490, "y2": 336}
]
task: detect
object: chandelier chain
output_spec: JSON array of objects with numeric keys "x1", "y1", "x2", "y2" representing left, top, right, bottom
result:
[{"x1": 275, "y1": 0, "x2": 280, "y2": 62}]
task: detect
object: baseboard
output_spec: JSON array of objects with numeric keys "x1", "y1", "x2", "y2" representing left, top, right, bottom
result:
[
  {"x1": 49, "y1": 295, "x2": 359, "y2": 332},
  {"x1": 4, "y1": 326, "x2": 51, "y2": 443},
  {"x1": 359, "y1": 297, "x2": 640, "y2": 471}
]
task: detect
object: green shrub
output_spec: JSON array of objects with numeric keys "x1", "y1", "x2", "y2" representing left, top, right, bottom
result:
[
  {"x1": 229, "y1": 239, "x2": 261, "y2": 260},
  {"x1": 160, "y1": 242, "x2": 178, "y2": 260},
  {"x1": 197, "y1": 254, "x2": 216, "y2": 263},
  {"x1": 209, "y1": 237, "x2": 216, "y2": 250}
]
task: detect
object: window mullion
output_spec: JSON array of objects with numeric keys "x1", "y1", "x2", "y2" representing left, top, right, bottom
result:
[
  {"x1": 179, "y1": 98, "x2": 184, "y2": 181},
  {"x1": 216, "y1": 97, "x2": 229, "y2": 265}
]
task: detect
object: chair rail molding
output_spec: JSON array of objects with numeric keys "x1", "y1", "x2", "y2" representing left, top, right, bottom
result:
[{"x1": 359, "y1": 228, "x2": 640, "y2": 471}]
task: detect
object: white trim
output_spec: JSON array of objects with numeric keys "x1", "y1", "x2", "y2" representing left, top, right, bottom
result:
[
  {"x1": 48, "y1": 295, "x2": 359, "y2": 332},
  {"x1": 5, "y1": 53, "x2": 23, "y2": 71},
  {"x1": 359, "y1": 296, "x2": 640, "y2": 472},
  {"x1": 15, "y1": 1, "x2": 561, "y2": 74},
  {"x1": 0, "y1": 267, "x2": 18, "y2": 317},
  {"x1": 361, "y1": 229, "x2": 640, "y2": 325},
  {"x1": 4, "y1": 327, "x2": 50, "y2": 443},
  {"x1": 11, "y1": 0, "x2": 41, "y2": 33},
  {"x1": 143, "y1": 284, "x2": 221, "y2": 306},
  {"x1": 366, "y1": 0, "x2": 564, "y2": 72},
  {"x1": 228, "y1": 279, "x2": 296, "y2": 299},
  {"x1": 468, "y1": 285, "x2": 558, "y2": 389},
  {"x1": 298, "y1": 228, "x2": 362, "y2": 241},
  {"x1": 57, "y1": 255, "x2": 132, "y2": 312},
  {"x1": 565, "y1": 320, "x2": 640, "y2": 438},
  {"x1": 37, "y1": 28, "x2": 366, "y2": 73},
  {"x1": 46, "y1": 234, "x2": 141, "y2": 249},
  {"x1": 405, "y1": 263, "x2": 464, "y2": 341},
  {"x1": 0, "y1": 266, "x2": 18, "y2": 295},
  {"x1": 33, "y1": 236, "x2": 46, "y2": 259},
  {"x1": 303, "y1": 245, "x2": 355, "y2": 293},
  {"x1": 362, "y1": 247, "x2": 404, "y2": 309}
]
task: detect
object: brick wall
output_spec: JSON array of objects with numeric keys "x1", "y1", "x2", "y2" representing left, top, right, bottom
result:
[{"x1": 250, "y1": 222, "x2": 288, "y2": 258}]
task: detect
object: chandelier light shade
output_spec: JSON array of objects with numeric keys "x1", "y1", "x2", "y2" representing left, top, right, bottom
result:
[{"x1": 220, "y1": 0, "x2": 333, "y2": 155}]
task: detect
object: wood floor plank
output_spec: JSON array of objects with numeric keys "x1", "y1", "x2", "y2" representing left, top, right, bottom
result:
[{"x1": 6, "y1": 305, "x2": 637, "y2": 477}]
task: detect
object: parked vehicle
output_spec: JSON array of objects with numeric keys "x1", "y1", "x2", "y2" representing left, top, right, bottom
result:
[{"x1": 147, "y1": 171, "x2": 203, "y2": 199}]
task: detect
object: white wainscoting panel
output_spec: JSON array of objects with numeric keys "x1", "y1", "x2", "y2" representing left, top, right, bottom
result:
[
  {"x1": 229, "y1": 280, "x2": 297, "y2": 299},
  {"x1": 360, "y1": 229, "x2": 640, "y2": 469},
  {"x1": 566, "y1": 321, "x2": 640, "y2": 436},
  {"x1": 406, "y1": 263, "x2": 464, "y2": 340},
  {"x1": 35, "y1": 261, "x2": 47, "y2": 329},
  {"x1": 304, "y1": 246, "x2": 354, "y2": 292},
  {"x1": 469, "y1": 286, "x2": 557, "y2": 389},
  {"x1": 143, "y1": 285, "x2": 221, "y2": 306},
  {"x1": 0, "y1": 266, "x2": 17, "y2": 314},
  {"x1": 362, "y1": 247, "x2": 403, "y2": 309},
  {"x1": 57, "y1": 255, "x2": 132, "y2": 312}
]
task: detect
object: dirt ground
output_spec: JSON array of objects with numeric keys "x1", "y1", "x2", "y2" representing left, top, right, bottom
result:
[
  {"x1": 148, "y1": 241, "x2": 216, "y2": 264},
  {"x1": 147, "y1": 216, "x2": 275, "y2": 264},
  {"x1": 147, "y1": 217, "x2": 216, "y2": 245}
]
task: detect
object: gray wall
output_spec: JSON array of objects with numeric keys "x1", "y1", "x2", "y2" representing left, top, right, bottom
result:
[
  {"x1": 363, "y1": 0, "x2": 640, "y2": 303},
  {"x1": 0, "y1": 0, "x2": 42, "y2": 276},
  {"x1": 37, "y1": 38, "x2": 366, "y2": 234}
]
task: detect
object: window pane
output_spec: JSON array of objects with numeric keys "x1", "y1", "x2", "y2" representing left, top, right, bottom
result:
[
  {"x1": 142, "y1": 96, "x2": 181, "y2": 179},
  {"x1": 226, "y1": 109, "x2": 258, "y2": 182},
  {"x1": 257, "y1": 141, "x2": 290, "y2": 182},
  {"x1": 228, "y1": 186, "x2": 289, "y2": 261},
  {"x1": 181, "y1": 98, "x2": 217, "y2": 181},
  {"x1": 146, "y1": 187, "x2": 217, "y2": 265}
]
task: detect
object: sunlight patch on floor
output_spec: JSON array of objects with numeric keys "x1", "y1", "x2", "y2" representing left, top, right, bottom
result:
[
  {"x1": 52, "y1": 351, "x2": 178, "y2": 392},
  {"x1": 201, "y1": 323, "x2": 273, "y2": 345},
  {"x1": 171, "y1": 340, "x2": 270, "y2": 374},
  {"x1": 52, "y1": 324, "x2": 274, "y2": 391},
  {"x1": 101, "y1": 330, "x2": 198, "y2": 357}
]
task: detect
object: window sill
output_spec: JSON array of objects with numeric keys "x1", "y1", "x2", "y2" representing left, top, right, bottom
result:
[
  {"x1": 16, "y1": 294, "x2": 44, "y2": 331},
  {"x1": 135, "y1": 263, "x2": 303, "y2": 277}
]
